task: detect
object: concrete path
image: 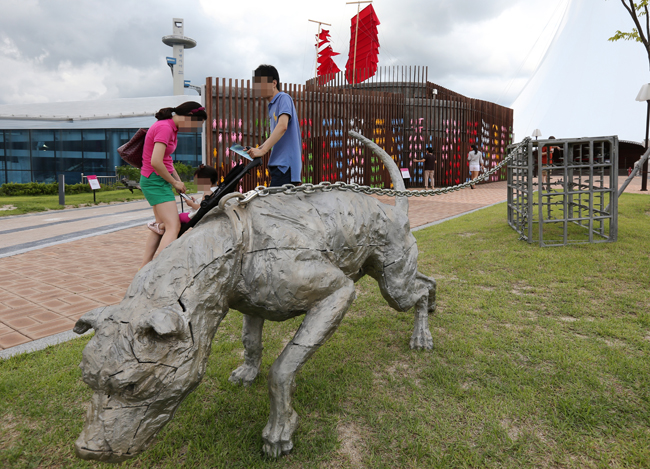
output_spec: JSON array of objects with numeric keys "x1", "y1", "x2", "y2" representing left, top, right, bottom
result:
[
  {"x1": 2, "y1": 200, "x2": 157, "y2": 258},
  {"x1": 0, "y1": 177, "x2": 647, "y2": 356}
]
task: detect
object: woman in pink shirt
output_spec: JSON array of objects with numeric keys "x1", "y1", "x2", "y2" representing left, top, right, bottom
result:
[{"x1": 139, "y1": 101, "x2": 206, "y2": 268}]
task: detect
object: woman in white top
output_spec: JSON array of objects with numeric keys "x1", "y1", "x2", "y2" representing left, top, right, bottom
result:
[{"x1": 467, "y1": 144, "x2": 484, "y2": 189}]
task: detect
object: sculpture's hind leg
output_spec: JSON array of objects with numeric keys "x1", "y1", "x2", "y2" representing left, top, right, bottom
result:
[
  {"x1": 262, "y1": 278, "x2": 356, "y2": 457},
  {"x1": 229, "y1": 315, "x2": 264, "y2": 386}
]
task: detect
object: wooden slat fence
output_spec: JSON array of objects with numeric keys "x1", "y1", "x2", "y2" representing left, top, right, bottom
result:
[{"x1": 205, "y1": 66, "x2": 513, "y2": 192}]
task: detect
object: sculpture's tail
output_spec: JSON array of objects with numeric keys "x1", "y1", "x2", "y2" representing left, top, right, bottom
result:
[{"x1": 349, "y1": 130, "x2": 408, "y2": 215}]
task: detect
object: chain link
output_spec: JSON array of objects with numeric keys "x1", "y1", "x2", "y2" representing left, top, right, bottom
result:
[{"x1": 227, "y1": 138, "x2": 531, "y2": 207}]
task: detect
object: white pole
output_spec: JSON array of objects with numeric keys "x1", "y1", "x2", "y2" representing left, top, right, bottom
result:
[{"x1": 308, "y1": 19, "x2": 332, "y2": 83}]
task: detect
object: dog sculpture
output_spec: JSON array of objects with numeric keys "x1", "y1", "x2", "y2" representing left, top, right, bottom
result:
[{"x1": 72, "y1": 132, "x2": 436, "y2": 462}]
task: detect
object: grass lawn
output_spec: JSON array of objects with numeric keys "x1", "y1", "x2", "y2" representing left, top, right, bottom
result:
[
  {"x1": 0, "y1": 194, "x2": 648, "y2": 468},
  {"x1": 0, "y1": 183, "x2": 198, "y2": 217}
]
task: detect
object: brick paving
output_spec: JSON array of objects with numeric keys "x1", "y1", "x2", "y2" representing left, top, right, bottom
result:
[
  {"x1": 0, "y1": 228, "x2": 143, "y2": 349},
  {"x1": 0, "y1": 177, "x2": 647, "y2": 351}
]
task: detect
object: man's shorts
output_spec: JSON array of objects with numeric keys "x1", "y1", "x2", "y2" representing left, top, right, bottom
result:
[
  {"x1": 140, "y1": 172, "x2": 176, "y2": 206},
  {"x1": 269, "y1": 166, "x2": 300, "y2": 187}
]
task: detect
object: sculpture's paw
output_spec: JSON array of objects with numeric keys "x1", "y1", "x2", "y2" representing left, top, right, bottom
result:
[
  {"x1": 228, "y1": 364, "x2": 259, "y2": 387},
  {"x1": 410, "y1": 328, "x2": 433, "y2": 350},
  {"x1": 262, "y1": 409, "x2": 299, "y2": 458},
  {"x1": 428, "y1": 301, "x2": 437, "y2": 314}
]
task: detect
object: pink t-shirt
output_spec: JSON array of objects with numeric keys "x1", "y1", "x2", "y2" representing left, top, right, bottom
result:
[{"x1": 140, "y1": 119, "x2": 178, "y2": 178}]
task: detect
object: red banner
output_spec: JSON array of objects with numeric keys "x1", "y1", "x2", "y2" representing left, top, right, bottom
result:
[
  {"x1": 316, "y1": 29, "x2": 341, "y2": 85},
  {"x1": 345, "y1": 4, "x2": 380, "y2": 84}
]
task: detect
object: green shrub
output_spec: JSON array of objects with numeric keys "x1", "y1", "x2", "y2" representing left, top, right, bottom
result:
[
  {"x1": 0, "y1": 182, "x2": 92, "y2": 196},
  {"x1": 174, "y1": 162, "x2": 196, "y2": 181},
  {"x1": 116, "y1": 163, "x2": 195, "y2": 182},
  {"x1": 116, "y1": 165, "x2": 141, "y2": 182}
]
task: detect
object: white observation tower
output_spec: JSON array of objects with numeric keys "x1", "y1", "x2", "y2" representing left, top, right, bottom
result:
[{"x1": 162, "y1": 18, "x2": 197, "y2": 96}]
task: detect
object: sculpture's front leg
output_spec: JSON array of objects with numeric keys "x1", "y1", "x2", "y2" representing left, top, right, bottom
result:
[
  {"x1": 263, "y1": 279, "x2": 356, "y2": 457},
  {"x1": 229, "y1": 315, "x2": 264, "y2": 386},
  {"x1": 410, "y1": 272, "x2": 436, "y2": 350}
]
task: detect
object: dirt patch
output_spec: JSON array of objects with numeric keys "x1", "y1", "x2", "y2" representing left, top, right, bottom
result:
[
  {"x1": 373, "y1": 360, "x2": 424, "y2": 389},
  {"x1": 500, "y1": 418, "x2": 551, "y2": 446},
  {"x1": 559, "y1": 316, "x2": 578, "y2": 322},
  {"x1": 336, "y1": 422, "x2": 366, "y2": 468},
  {"x1": 0, "y1": 413, "x2": 19, "y2": 450},
  {"x1": 522, "y1": 311, "x2": 538, "y2": 320},
  {"x1": 0, "y1": 204, "x2": 17, "y2": 211},
  {"x1": 510, "y1": 281, "x2": 535, "y2": 296},
  {"x1": 457, "y1": 232, "x2": 475, "y2": 238},
  {"x1": 500, "y1": 418, "x2": 521, "y2": 441},
  {"x1": 603, "y1": 338, "x2": 626, "y2": 348}
]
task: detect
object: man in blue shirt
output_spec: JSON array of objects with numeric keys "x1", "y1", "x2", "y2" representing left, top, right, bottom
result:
[{"x1": 246, "y1": 64, "x2": 302, "y2": 187}]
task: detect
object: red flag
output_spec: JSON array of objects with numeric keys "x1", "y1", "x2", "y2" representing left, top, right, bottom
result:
[
  {"x1": 345, "y1": 4, "x2": 380, "y2": 84},
  {"x1": 316, "y1": 29, "x2": 341, "y2": 85}
]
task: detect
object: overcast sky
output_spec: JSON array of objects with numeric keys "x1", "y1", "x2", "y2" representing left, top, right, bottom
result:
[{"x1": 0, "y1": 0, "x2": 647, "y2": 141}]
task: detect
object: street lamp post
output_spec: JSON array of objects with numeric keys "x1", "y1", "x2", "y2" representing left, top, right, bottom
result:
[{"x1": 635, "y1": 84, "x2": 650, "y2": 191}]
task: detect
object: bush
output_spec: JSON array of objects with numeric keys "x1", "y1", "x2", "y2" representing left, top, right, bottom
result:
[
  {"x1": 116, "y1": 163, "x2": 196, "y2": 182},
  {"x1": 116, "y1": 165, "x2": 141, "y2": 182},
  {"x1": 174, "y1": 162, "x2": 195, "y2": 182},
  {"x1": 0, "y1": 182, "x2": 92, "y2": 196}
]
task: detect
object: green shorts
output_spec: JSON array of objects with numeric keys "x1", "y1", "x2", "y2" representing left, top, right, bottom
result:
[{"x1": 140, "y1": 173, "x2": 176, "y2": 206}]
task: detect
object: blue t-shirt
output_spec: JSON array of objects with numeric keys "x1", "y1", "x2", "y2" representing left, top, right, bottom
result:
[{"x1": 268, "y1": 92, "x2": 302, "y2": 182}]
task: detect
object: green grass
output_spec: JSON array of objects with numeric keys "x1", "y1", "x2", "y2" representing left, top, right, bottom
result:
[
  {"x1": 1, "y1": 194, "x2": 649, "y2": 468},
  {"x1": 0, "y1": 183, "x2": 198, "y2": 217}
]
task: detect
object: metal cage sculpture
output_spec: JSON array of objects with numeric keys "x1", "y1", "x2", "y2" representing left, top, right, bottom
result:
[{"x1": 507, "y1": 137, "x2": 618, "y2": 246}]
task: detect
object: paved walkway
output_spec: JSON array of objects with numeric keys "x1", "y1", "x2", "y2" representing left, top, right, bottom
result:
[{"x1": 0, "y1": 177, "x2": 647, "y2": 354}]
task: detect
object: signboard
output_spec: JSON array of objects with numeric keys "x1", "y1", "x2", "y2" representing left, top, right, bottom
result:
[
  {"x1": 400, "y1": 168, "x2": 411, "y2": 179},
  {"x1": 87, "y1": 175, "x2": 101, "y2": 191}
]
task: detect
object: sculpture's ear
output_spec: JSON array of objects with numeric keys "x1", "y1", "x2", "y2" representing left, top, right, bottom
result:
[
  {"x1": 138, "y1": 307, "x2": 187, "y2": 340},
  {"x1": 73, "y1": 306, "x2": 106, "y2": 334}
]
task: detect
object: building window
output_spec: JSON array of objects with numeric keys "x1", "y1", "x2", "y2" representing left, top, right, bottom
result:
[
  {"x1": 82, "y1": 129, "x2": 109, "y2": 175},
  {"x1": 59, "y1": 130, "x2": 83, "y2": 184},
  {"x1": 5, "y1": 130, "x2": 31, "y2": 184},
  {"x1": 0, "y1": 130, "x2": 5, "y2": 185},
  {"x1": 31, "y1": 130, "x2": 57, "y2": 183},
  {"x1": 175, "y1": 132, "x2": 200, "y2": 166},
  {"x1": 108, "y1": 129, "x2": 135, "y2": 172}
]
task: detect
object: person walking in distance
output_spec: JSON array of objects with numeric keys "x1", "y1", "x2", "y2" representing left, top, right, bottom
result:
[
  {"x1": 467, "y1": 144, "x2": 484, "y2": 189},
  {"x1": 413, "y1": 146, "x2": 436, "y2": 189},
  {"x1": 246, "y1": 64, "x2": 302, "y2": 187},
  {"x1": 541, "y1": 136, "x2": 560, "y2": 190}
]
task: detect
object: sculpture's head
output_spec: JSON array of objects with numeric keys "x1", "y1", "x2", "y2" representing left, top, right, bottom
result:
[
  {"x1": 73, "y1": 303, "x2": 197, "y2": 463},
  {"x1": 72, "y1": 213, "x2": 238, "y2": 462}
]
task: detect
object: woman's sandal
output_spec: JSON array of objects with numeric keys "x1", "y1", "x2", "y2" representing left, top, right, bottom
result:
[{"x1": 147, "y1": 221, "x2": 165, "y2": 235}]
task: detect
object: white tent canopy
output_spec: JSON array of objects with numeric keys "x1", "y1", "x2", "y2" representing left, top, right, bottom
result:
[{"x1": 511, "y1": 0, "x2": 649, "y2": 143}]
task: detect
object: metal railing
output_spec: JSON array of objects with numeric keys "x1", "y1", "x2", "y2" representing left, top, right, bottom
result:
[
  {"x1": 80, "y1": 174, "x2": 119, "y2": 186},
  {"x1": 507, "y1": 137, "x2": 619, "y2": 247}
]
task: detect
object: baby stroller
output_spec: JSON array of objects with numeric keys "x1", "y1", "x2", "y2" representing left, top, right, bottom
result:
[{"x1": 178, "y1": 157, "x2": 262, "y2": 237}]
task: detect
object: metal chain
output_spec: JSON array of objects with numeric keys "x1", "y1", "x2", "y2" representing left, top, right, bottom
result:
[{"x1": 231, "y1": 138, "x2": 532, "y2": 207}]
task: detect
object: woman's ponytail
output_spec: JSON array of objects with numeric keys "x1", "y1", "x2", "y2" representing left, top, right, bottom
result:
[
  {"x1": 155, "y1": 107, "x2": 176, "y2": 120},
  {"x1": 154, "y1": 102, "x2": 206, "y2": 121}
]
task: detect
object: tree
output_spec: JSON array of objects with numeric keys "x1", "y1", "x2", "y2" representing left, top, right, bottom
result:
[
  {"x1": 609, "y1": 1, "x2": 650, "y2": 70},
  {"x1": 610, "y1": 0, "x2": 650, "y2": 191}
]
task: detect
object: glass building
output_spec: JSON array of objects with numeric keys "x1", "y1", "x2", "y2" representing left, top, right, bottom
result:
[
  {"x1": 0, "y1": 96, "x2": 205, "y2": 185},
  {"x1": 0, "y1": 129, "x2": 202, "y2": 185}
]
